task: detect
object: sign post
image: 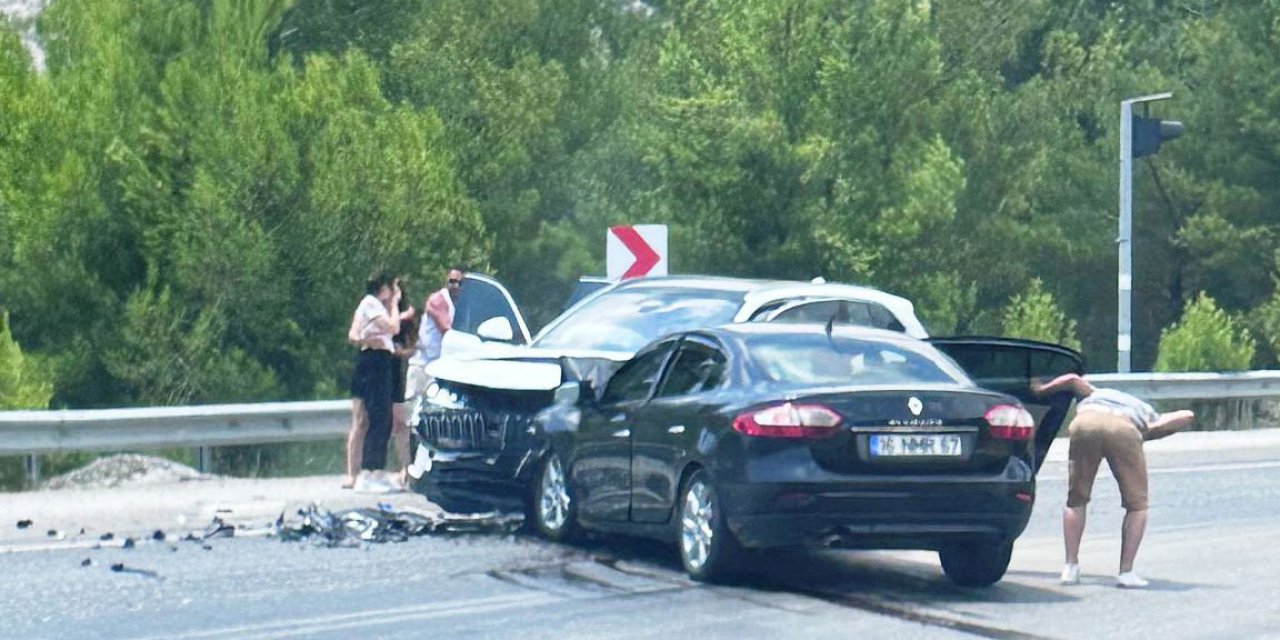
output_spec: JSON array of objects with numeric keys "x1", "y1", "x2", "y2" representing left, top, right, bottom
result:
[{"x1": 607, "y1": 225, "x2": 668, "y2": 280}]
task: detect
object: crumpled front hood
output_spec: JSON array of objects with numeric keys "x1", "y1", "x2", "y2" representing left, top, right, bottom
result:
[{"x1": 426, "y1": 336, "x2": 631, "y2": 391}]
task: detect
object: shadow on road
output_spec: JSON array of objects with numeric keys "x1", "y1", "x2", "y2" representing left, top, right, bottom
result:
[{"x1": 535, "y1": 531, "x2": 1080, "y2": 606}]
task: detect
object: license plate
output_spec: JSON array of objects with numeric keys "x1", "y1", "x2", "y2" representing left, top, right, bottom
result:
[{"x1": 870, "y1": 434, "x2": 963, "y2": 457}]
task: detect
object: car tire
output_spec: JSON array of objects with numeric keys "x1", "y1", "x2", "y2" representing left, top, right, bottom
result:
[
  {"x1": 677, "y1": 469, "x2": 741, "y2": 583},
  {"x1": 531, "y1": 452, "x2": 578, "y2": 542},
  {"x1": 938, "y1": 540, "x2": 1013, "y2": 587}
]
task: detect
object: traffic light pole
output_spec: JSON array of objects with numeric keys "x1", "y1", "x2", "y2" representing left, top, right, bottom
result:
[{"x1": 1117, "y1": 92, "x2": 1174, "y2": 373}]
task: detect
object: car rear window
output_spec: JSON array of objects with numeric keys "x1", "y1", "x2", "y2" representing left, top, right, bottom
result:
[{"x1": 747, "y1": 334, "x2": 969, "y2": 386}]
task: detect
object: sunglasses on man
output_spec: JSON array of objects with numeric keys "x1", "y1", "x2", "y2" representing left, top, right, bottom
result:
[{"x1": 448, "y1": 278, "x2": 463, "y2": 286}]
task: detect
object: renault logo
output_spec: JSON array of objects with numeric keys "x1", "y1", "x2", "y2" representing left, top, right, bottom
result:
[{"x1": 907, "y1": 397, "x2": 923, "y2": 416}]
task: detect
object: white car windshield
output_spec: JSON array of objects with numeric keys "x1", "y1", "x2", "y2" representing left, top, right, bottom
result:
[{"x1": 534, "y1": 287, "x2": 745, "y2": 352}]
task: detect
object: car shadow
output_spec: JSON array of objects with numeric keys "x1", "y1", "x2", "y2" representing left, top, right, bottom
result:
[{"x1": 538, "y1": 532, "x2": 1082, "y2": 606}]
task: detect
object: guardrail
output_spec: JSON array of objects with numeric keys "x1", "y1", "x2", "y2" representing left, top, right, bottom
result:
[
  {"x1": 1, "y1": 400, "x2": 351, "y2": 484},
  {"x1": 3, "y1": 372, "x2": 1279, "y2": 485}
]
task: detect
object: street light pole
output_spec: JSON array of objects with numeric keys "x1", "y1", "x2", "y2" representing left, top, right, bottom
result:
[{"x1": 1117, "y1": 92, "x2": 1176, "y2": 373}]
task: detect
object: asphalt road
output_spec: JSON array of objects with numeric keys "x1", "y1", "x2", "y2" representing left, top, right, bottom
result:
[{"x1": 3, "y1": 430, "x2": 1280, "y2": 640}]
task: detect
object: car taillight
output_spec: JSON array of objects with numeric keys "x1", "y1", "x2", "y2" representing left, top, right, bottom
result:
[
  {"x1": 733, "y1": 402, "x2": 842, "y2": 439},
  {"x1": 985, "y1": 404, "x2": 1035, "y2": 440}
]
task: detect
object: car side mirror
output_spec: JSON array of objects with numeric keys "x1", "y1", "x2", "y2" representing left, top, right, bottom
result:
[
  {"x1": 554, "y1": 380, "x2": 594, "y2": 405},
  {"x1": 476, "y1": 317, "x2": 515, "y2": 342},
  {"x1": 555, "y1": 381, "x2": 581, "y2": 405}
]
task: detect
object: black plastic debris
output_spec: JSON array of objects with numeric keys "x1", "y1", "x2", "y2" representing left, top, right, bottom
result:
[
  {"x1": 272, "y1": 504, "x2": 523, "y2": 548},
  {"x1": 201, "y1": 544, "x2": 213, "y2": 551},
  {"x1": 80, "y1": 558, "x2": 92, "y2": 567},
  {"x1": 122, "y1": 537, "x2": 136, "y2": 549},
  {"x1": 99, "y1": 532, "x2": 114, "y2": 541},
  {"x1": 46, "y1": 529, "x2": 58, "y2": 537},
  {"x1": 202, "y1": 517, "x2": 235, "y2": 541},
  {"x1": 79, "y1": 528, "x2": 86, "y2": 535},
  {"x1": 110, "y1": 562, "x2": 161, "y2": 579},
  {"x1": 17, "y1": 519, "x2": 32, "y2": 529},
  {"x1": 152, "y1": 529, "x2": 166, "y2": 542}
]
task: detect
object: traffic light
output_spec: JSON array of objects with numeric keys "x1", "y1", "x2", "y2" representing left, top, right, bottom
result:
[{"x1": 1131, "y1": 115, "x2": 1183, "y2": 158}]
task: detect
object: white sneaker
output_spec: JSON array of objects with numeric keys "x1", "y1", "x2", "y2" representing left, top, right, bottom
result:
[
  {"x1": 1117, "y1": 572, "x2": 1149, "y2": 589},
  {"x1": 353, "y1": 473, "x2": 393, "y2": 494},
  {"x1": 1060, "y1": 564, "x2": 1080, "y2": 585}
]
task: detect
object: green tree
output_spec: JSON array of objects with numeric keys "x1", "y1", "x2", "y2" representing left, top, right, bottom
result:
[
  {"x1": 1155, "y1": 292, "x2": 1256, "y2": 372},
  {"x1": 1001, "y1": 279, "x2": 1082, "y2": 351},
  {"x1": 0, "y1": 311, "x2": 52, "y2": 410}
]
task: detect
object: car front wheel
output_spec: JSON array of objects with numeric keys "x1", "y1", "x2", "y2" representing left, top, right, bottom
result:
[
  {"x1": 532, "y1": 453, "x2": 577, "y2": 542},
  {"x1": 678, "y1": 470, "x2": 740, "y2": 582},
  {"x1": 938, "y1": 540, "x2": 1013, "y2": 587}
]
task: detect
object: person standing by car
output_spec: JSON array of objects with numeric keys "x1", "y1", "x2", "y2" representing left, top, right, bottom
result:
[
  {"x1": 1033, "y1": 373, "x2": 1195, "y2": 588},
  {"x1": 344, "y1": 272, "x2": 413, "y2": 493},
  {"x1": 405, "y1": 267, "x2": 464, "y2": 405},
  {"x1": 390, "y1": 283, "x2": 419, "y2": 489}
]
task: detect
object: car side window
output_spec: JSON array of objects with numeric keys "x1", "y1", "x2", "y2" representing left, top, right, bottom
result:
[
  {"x1": 452, "y1": 278, "x2": 525, "y2": 344},
  {"x1": 655, "y1": 342, "x2": 727, "y2": 398},
  {"x1": 769, "y1": 299, "x2": 906, "y2": 333},
  {"x1": 602, "y1": 344, "x2": 672, "y2": 404}
]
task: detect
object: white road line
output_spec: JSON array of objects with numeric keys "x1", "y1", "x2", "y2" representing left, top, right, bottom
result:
[
  {"x1": 1037, "y1": 459, "x2": 1280, "y2": 482},
  {"x1": 130, "y1": 592, "x2": 557, "y2": 640}
]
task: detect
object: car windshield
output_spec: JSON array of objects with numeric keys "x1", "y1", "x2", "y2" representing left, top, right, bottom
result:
[
  {"x1": 534, "y1": 287, "x2": 745, "y2": 352},
  {"x1": 747, "y1": 333, "x2": 970, "y2": 386}
]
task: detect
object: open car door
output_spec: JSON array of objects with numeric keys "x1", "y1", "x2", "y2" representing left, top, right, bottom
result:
[
  {"x1": 929, "y1": 337, "x2": 1084, "y2": 473},
  {"x1": 450, "y1": 273, "x2": 533, "y2": 345}
]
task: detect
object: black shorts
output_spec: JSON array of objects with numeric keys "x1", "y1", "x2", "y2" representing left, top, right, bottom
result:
[{"x1": 350, "y1": 349, "x2": 395, "y2": 402}]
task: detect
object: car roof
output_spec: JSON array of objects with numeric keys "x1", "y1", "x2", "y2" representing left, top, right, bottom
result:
[
  {"x1": 697, "y1": 321, "x2": 924, "y2": 344},
  {"x1": 605, "y1": 275, "x2": 913, "y2": 305}
]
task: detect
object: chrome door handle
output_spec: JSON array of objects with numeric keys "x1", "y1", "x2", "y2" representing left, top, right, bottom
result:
[
  {"x1": 611, "y1": 429, "x2": 631, "y2": 438},
  {"x1": 667, "y1": 425, "x2": 685, "y2": 435}
]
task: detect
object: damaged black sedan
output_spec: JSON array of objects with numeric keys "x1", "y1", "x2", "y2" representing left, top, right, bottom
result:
[{"x1": 413, "y1": 323, "x2": 1081, "y2": 585}]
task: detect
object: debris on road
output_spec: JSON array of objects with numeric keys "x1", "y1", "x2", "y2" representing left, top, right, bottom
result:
[
  {"x1": 151, "y1": 529, "x2": 166, "y2": 542},
  {"x1": 17, "y1": 519, "x2": 32, "y2": 529},
  {"x1": 109, "y1": 562, "x2": 161, "y2": 580},
  {"x1": 201, "y1": 518, "x2": 235, "y2": 541},
  {"x1": 99, "y1": 532, "x2": 114, "y2": 541},
  {"x1": 272, "y1": 504, "x2": 523, "y2": 547},
  {"x1": 122, "y1": 537, "x2": 135, "y2": 549},
  {"x1": 80, "y1": 558, "x2": 92, "y2": 567}
]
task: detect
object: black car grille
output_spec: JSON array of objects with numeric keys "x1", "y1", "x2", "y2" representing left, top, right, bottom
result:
[{"x1": 420, "y1": 408, "x2": 530, "y2": 451}]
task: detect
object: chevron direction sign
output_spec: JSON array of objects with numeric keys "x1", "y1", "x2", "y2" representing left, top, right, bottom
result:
[{"x1": 607, "y1": 224, "x2": 668, "y2": 280}]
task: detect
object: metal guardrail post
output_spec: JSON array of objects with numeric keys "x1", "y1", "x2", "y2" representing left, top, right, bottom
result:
[
  {"x1": 24, "y1": 454, "x2": 40, "y2": 488},
  {"x1": 196, "y1": 446, "x2": 214, "y2": 474}
]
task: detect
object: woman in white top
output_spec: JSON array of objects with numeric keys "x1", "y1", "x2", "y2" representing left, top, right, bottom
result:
[{"x1": 344, "y1": 272, "x2": 414, "y2": 491}]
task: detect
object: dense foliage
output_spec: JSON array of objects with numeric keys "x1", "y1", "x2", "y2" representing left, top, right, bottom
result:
[
  {"x1": 1154, "y1": 293, "x2": 1256, "y2": 372},
  {"x1": 2, "y1": 0, "x2": 1278, "y2": 408}
]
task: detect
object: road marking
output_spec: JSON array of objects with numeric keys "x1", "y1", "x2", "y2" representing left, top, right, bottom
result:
[
  {"x1": 1037, "y1": 459, "x2": 1280, "y2": 482},
  {"x1": 129, "y1": 592, "x2": 558, "y2": 640}
]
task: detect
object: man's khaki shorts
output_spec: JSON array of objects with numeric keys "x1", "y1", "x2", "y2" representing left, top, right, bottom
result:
[{"x1": 1066, "y1": 409, "x2": 1149, "y2": 511}]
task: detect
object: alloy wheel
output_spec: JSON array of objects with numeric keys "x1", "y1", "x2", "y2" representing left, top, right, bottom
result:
[
  {"x1": 680, "y1": 479, "x2": 716, "y2": 572},
  {"x1": 538, "y1": 455, "x2": 570, "y2": 533}
]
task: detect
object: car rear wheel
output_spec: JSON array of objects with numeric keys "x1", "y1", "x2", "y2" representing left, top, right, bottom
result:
[
  {"x1": 939, "y1": 540, "x2": 1013, "y2": 587},
  {"x1": 532, "y1": 453, "x2": 577, "y2": 542},
  {"x1": 678, "y1": 470, "x2": 740, "y2": 582}
]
